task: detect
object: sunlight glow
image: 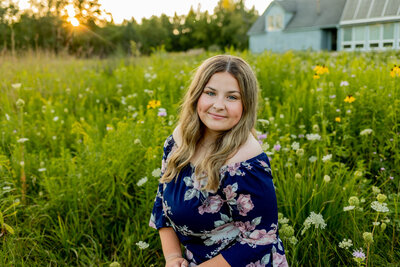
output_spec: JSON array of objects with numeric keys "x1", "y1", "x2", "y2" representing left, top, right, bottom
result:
[{"x1": 70, "y1": 17, "x2": 80, "y2": 26}]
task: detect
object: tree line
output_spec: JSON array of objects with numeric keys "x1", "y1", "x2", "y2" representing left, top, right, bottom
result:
[{"x1": 0, "y1": 0, "x2": 259, "y2": 57}]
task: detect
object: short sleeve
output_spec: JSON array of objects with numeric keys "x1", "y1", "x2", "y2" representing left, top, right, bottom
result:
[
  {"x1": 149, "y1": 135, "x2": 175, "y2": 230},
  {"x1": 219, "y1": 158, "x2": 287, "y2": 267}
]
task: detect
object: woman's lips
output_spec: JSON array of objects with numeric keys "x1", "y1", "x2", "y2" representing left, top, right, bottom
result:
[{"x1": 209, "y1": 113, "x2": 226, "y2": 119}]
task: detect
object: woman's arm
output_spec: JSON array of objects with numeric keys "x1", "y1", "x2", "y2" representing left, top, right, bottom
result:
[
  {"x1": 159, "y1": 227, "x2": 183, "y2": 258},
  {"x1": 198, "y1": 254, "x2": 231, "y2": 267}
]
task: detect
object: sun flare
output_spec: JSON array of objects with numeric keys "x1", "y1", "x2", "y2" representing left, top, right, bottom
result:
[{"x1": 70, "y1": 17, "x2": 80, "y2": 26}]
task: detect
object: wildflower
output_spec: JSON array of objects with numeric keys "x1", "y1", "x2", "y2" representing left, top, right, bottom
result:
[
  {"x1": 257, "y1": 119, "x2": 269, "y2": 125},
  {"x1": 273, "y1": 144, "x2": 281, "y2": 152},
  {"x1": 371, "y1": 201, "x2": 389, "y2": 213},
  {"x1": 330, "y1": 95, "x2": 336, "y2": 99},
  {"x1": 38, "y1": 168, "x2": 47, "y2": 172},
  {"x1": 2, "y1": 186, "x2": 11, "y2": 190},
  {"x1": 134, "y1": 139, "x2": 141, "y2": 145},
  {"x1": 390, "y1": 65, "x2": 400, "y2": 77},
  {"x1": 360, "y1": 129, "x2": 373, "y2": 136},
  {"x1": 109, "y1": 262, "x2": 121, "y2": 267},
  {"x1": 301, "y1": 211, "x2": 327, "y2": 235},
  {"x1": 147, "y1": 100, "x2": 161, "y2": 109},
  {"x1": 306, "y1": 133, "x2": 321, "y2": 141},
  {"x1": 262, "y1": 142, "x2": 270, "y2": 151},
  {"x1": 343, "y1": 206, "x2": 355, "y2": 211},
  {"x1": 322, "y1": 154, "x2": 332, "y2": 162},
  {"x1": 5, "y1": 114, "x2": 10, "y2": 121},
  {"x1": 338, "y1": 238, "x2": 353, "y2": 249},
  {"x1": 16, "y1": 99, "x2": 25, "y2": 108},
  {"x1": 372, "y1": 186, "x2": 381, "y2": 194},
  {"x1": 340, "y1": 81, "x2": 349, "y2": 86},
  {"x1": 257, "y1": 134, "x2": 267, "y2": 140},
  {"x1": 308, "y1": 156, "x2": 317, "y2": 163},
  {"x1": 106, "y1": 125, "x2": 114, "y2": 131},
  {"x1": 291, "y1": 142, "x2": 299, "y2": 151},
  {"x1": 352, "y1": 248, "x2": 366, "y2": 261},
  {"x1": 298, "y1": 107, "x2": 303, "y2": 112},
  {"x1": 381, "y1": 223, "x2": 387, "y2": 230},
  {"x1": 295, "y1": 173, "x2": 302, "y2": 180},
  {"x1": 157, "y1": 108, "x2": 167, "y2": 117},
  {"x1": 335, "y1": 117, "x2": 341, "y2": 122},
  {"x1": 137, "y1": 177, "x2": 148, "y2": 187},
  {"x1": 12, "y1": 83, "x2": 22, "y2": 89},
  {"x1": 280, "y1": 224, "x2": 295, "y2": 238},
  {"x1": 348, "y1": 196, "x2": 359, "y2": 206},
  {"x1": 323, "y1": 175, "x2": 331, "y2": 183},
  {"x1": 363, "y1": 232, "x2": 373, "y2": 244},
  {"x1": 53, "y1": 116, "x2": 59, "y2": 122},
  {"x1": 152, "y1": 168, "x2": 161, "y2": 178},
  {"x1": 312, "y1": 124, "x2": 320, "y2": 132},
  {"x1": 296, "y1": 149, "x2": 304, "y2": 157},
  {"x1": 17, "y1": 138, "x2": 29, "y2": 143},
  {"x1": 313, "y1": 65, "x2": 329, "y2": 75},
  {"x1": 354, "y1": 170, "x2": 363, "y2": 177},
  {"x1": 20, "y1": 161, "x2": 25, "y2": 167},
  {"x1": 313, "y1": 74, "x2": 320, "y2": 79},
  {"x1": 376, "y1": 194, "x2": 387, "y2": 203},
  {"x1": 344, "y1": 95, "x2": 356, "y2": 103},
  {"x1": 289, "y1": 236, "x2": 298, "y2": 245},
  {"x1": 135, "y1": 241, "x2": 149, "y2": 249}
]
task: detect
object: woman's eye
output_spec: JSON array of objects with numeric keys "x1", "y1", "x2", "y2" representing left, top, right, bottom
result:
[
  {"x1": 206, "y1": 91, "x2": 215, "y2": 96},
  {"x1": 228, "y1": 95, "x2": 238, "y2": 100}
]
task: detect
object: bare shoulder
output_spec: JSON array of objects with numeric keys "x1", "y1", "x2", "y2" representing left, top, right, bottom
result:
[
  {"x1": 225, "y1": 133, "x2": 263, "y2": 164},
  {"x1": 172, "y1": 124, "x2": 182, "y2": 147}
]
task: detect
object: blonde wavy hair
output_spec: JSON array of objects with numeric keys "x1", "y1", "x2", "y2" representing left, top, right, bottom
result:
[{"x1": 160, "y1": 55, "x2": 259, "y2": 192}]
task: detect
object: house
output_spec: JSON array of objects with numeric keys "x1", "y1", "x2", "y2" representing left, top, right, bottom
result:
[{"x1": 248, "y1": 0, "x2": 400, "y2": 52}]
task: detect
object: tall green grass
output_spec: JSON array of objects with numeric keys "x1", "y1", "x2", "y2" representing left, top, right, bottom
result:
[{"x1": 0, "y1": 50, "x2": 399, "y2": 266}]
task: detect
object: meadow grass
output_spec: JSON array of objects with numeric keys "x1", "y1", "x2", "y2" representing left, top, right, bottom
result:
[{"x1": 0, "y1": 50, "x2": 399, "y2": 266}]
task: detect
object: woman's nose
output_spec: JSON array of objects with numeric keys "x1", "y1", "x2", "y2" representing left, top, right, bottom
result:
[{"x1": 212, "y1": 97, "x2": 225, "y2": 110}]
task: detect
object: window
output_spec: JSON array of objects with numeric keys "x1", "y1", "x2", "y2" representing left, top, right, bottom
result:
[
  {"x1": 354, "y1": 26, "x2": 365, "y2": 41},
  {"x1": 383, "y1": 23, "x2": 394, "y2": 40},
  {"x1": 383, "y1": 42, "x2": 393, "y2": 47},
  {"x1": 343, "y1": 28, "x2": 352, "y2": 42},
  {"x1": 267, "y1": 15, "x2": 284, "y2": 31},
  {"x1": 355, "y1": 44, "x2": 364, "y2": 48},
  {"x1": 343, "y1": 44, "x2": 351, "y2": 49},
  {"x1": 369, "y1": 25, "x2": 380, "y2": 40},
  {"x1": 370, "y1": 43, "x2": 379, "y2": 48}
]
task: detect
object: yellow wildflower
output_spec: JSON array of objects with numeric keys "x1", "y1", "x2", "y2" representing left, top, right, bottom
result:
[
  {"x1": 313, "y1": 74, "x2": 320, "y2": 79},
  {"x1": 335, "y1": 117, "x2": 341, "y2": 122},
  {"x1": 390, "y1": 65, "x2": 400, "y2": 77},
  {"x1": 313, "y1": 65, "x2": 329, "y2": 75},
  {"x1": 147, "y1": 100, "x2": 161, "y2": 109},
  {"x1": 344, "y1": 95, "x2": 356, "y2": 103}
]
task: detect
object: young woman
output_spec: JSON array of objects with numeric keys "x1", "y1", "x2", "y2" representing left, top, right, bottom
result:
[{"x1": 149, "y1": 55, "x2": 288, "y2": 267}]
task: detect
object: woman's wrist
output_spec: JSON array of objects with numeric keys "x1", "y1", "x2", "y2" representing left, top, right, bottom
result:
[{"x1": 165, "y1": 252, "x2": 182, "y2": 262}]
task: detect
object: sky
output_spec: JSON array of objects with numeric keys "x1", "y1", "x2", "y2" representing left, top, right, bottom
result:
[{"x1": 18, "y1": 0, "x2": 273, "y2": 24}]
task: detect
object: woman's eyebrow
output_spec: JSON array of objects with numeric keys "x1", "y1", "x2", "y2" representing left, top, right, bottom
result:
[{"x1": 205, "y1": 86, "x2": 240, "y2": 94}]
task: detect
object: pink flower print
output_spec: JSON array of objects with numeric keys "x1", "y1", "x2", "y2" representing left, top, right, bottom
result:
[
  {"x1": 272, "y1": 252, "x2": 289, "y2": 267},
  {"x1": 242, "y1": 227, "x2": 277, "y2": 245},
  {"x1": 234, "y1": 221, "x2": 256, "y2": 234},
  {"x1": 237, "y1": 194, "x2": 254, "y2": 216},
  {"x1": 185, "y1": 249, "x2": 193, "y2": 260},
  {"x1": 246, "y1": 260, "x2": 265, "y2": 267},
  {"x1": 161, "y1": 158, "x2": 167, "y2": 174},
  {"x1": 226, "y1": 163, "x2": 243, "y2": 176},
  {"x1": 223, "y1": 185, "x2": 237, "y2": 200},
  {"x1": 198, "y1": 195, "x2": 224, "y2": 215}
]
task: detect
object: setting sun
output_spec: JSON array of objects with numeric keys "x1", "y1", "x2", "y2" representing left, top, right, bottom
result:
[{"x1": 70, "y1": 17, "x2": 80, "y2": 26}]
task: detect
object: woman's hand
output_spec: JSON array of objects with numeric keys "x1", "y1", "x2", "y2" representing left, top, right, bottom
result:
[{"x1": 165, "y1": 257, "x2": 189, "y2": 267}]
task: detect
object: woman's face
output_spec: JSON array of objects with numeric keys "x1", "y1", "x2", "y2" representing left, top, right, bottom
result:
[{"x1": 196, "y1": 72, "x2": 243, "y2": 137}]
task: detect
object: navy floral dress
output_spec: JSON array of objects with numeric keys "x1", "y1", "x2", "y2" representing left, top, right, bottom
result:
[{"x1": 149, "y1": 135, "x2": 288, "y2": 267}]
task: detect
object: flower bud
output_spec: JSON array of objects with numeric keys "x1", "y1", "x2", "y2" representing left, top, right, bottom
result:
[
  {"x1": 280, "y1": 224, "x2": 295, "y2": 238},
  {"x1": 363, "y1": 232, "x2": 374, "y2": 244},
  {"x1": 295, "y1": 173, "x2": 302, "y2": 179},
  {"x1": 109, "y1": 262, "x2": 121, "y2": 267},
  {"x1": 348, "y1": 196, "x2": 360, "y2": 206},
  {"x1": 16, "y1": 99, "x2": 25, "y2": 108},
  {"x1": 381, "y1": 223, "x2": 387, "y2": 231},
  {"x1": 376, "y1": 194, "x2": 387, "y2": 203},
  {"x1": 323, "y1": 175, "x2": 331, "y2": 183},
  {"x1": 296, "y1": 149, "x2": 304, "y2": 157}
]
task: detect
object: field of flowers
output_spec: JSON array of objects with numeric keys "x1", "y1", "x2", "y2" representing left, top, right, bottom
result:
[{"x1": 0, "y1": 50, "x2": 399, "y2": 266}]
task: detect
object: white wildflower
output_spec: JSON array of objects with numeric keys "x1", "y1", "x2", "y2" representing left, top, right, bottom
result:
[
  {"x1": 152, "y1": 168, "x2": 161, "y2": 178},
  {"x1": 371, "y1": 201, "x2": 389, "y2": 213},
  {"x1": 257, "y1": 119, "x2": 269, "y2": 125},
  {"x1": 11, "y1": 83, "x2": 22, "y2": 89},
  {"x1": 135, "y1": 241, "x2": 149, "y2": 250},
  {"x1": 137, "y1": 177, "x2": 148, "y2": 187},
  {"x1": 338, "y1": 238, "x2": 353, "y2": 249},
  {"x1": 2, "y1": 186, "x2": 11, "y2": 190},
  {"x1": 53, "y1": 116, "x2": 59, "y2": 122},
  {"x1": 372, "y1": 186, "x2": 381, "y2": 194},
  {"x1": 309, "y1": 156, "x2": 317, "y2": 163},
  {"x1": 323, "y1": 175, "x2": 331, "y2": 183},
  {"x1": 360, "y1": 129, "x2": 373, "y2": 136},
  {"x1": 343, "y1": 206, "x2": 355, "y2": 211},
  {"x1": 322, "y1": 154, "x2": 332, "y2": 162},
  {"x1": 301, "y1": 211, "x2": 327, "y2": 235},
  {"x1": 5, "y1": 114, "x2": 10, "y2": 121},
  {"x1": 52, "y1": 136, "x2": 57, "y2": 140},
  {"x1": 20, "y1": 161, "x2": 25, "y2": 167},
  {"x1": 372, "y1": 222, "x2": 380, "y2": 226},
  {"x1": 17, "y1": 138, "x2": 29, "y2": 143},
  {"x1": 38, "y1": 168, "x2": 47, "y2": 172},
  {"x1": 340, "y1": 81, "x2": 349, "y2": 87},
  {"x1": 306, "y1": 133, "x2": 321, "y2": 141},
  {"x1": 291, "y1": 142, "x2": 300, "y2": 151}
]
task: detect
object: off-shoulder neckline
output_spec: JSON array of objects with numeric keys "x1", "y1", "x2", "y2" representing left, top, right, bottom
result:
[{"x1": 168, "y1": 135, "x2": 267, "y2": 170}]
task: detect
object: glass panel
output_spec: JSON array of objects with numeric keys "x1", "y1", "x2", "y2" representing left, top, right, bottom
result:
[
  {"x1": 354, "y1": 26, "x2": 365, "y2": 41},
  {"x1": 383, "y1": 42, "x2": 393, "y2": 47},
  {"x1": 275, "y1": 15, "x2": 283, "y2": 29},
  {"x1": 343, "y1": 28, "x2": 352, "y2": 42},
  {"x1": 383, "y1": 24, "x2": 394, "y2": 40},
  {"x1": 355, "y1": 44, "x2": 364, "y2": 48},
  {"x1": 343, "y1": 44, "x2": 351, "y2": 49},
  {"x1": 369, "y1": 25, "x2": 380, "y2": 40},
  {"x1": 267, "y1": 16, "x2": 274, "y2": 31},
  {"x1": 370, "y1": 43, "x2": 379, "y2": 48}
]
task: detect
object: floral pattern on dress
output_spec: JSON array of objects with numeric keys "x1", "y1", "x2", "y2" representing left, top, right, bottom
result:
[{"x1": 150, "y1": 135, "x2": 287, "y2": 267}]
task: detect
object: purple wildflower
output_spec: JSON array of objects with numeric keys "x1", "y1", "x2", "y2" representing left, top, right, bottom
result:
[
  {"x1": 274, "y1": 144, "x2": 281, "y2": 152},
  {"x1": 352, "y1": 248, "x2": 365, "y2": 259},
  {"x1": 258, "y1": 134, "x2": 267, "y2": 140}
]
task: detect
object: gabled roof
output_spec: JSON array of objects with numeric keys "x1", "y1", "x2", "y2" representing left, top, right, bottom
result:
[
  {"x1": 341, "y1": 0, "x2": 400, "y2": 25},
  {"x1": 248, "y1": 0, "x2": 346, "y2": 35}
]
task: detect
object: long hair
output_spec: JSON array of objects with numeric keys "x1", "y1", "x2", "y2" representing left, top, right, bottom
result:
[{"x1": 160, "y1": 55, "x2": 259, "y2": 192}]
